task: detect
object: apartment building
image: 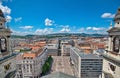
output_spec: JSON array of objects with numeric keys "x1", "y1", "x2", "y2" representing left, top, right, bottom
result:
[
  {"x1": 61, "y1": 39, "x2": 74, "y2": 56},
  {"x1": 70, "y1": 47, "x2": 103, "y2": 78},
  {"x1": 15, "y1": 47, "x2": 47, "y2": 78},
  {"x1": 61, "y1": 44, "x2": 71, "y2": 56},
  {"x1": 76, "y1": 38, "x2": 106, "y2": 54},
  {"x1": 46, "y1": 43, "x2": 58, "y2": 56}
]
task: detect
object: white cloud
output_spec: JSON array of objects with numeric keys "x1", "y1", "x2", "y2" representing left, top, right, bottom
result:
[
  {"x1": 92, "y1": 27, "x2": 104, "y2": 31},
  {"x1": 101, "y1": 13, "x2": 115, "y2": 18},
  {"x1": 0, "y1": 2, "x2": 11, "y2": 15},
  {"x1": 60, "y1": 25, "x2": 70, "y2": 32},
  {"x1": 15, "y1": 17, "x2": 22, "y2": 22},
  {"x1": 45, "y1": 18, "x2": 54, "y2": 26},
  {"x1": 86, "y1": 27, "x2": 104, "y2": 31},
  {"x1": 12, "y1": 28, "x2": 53, "y2": 35},
  {"x1": 19, "y1": 26, "x2": 33, "y2": 30},
  {"x1": 6, "y1": 15, "x2": 12, "y2": 22},
  {"x1": 0, "y1": 2, "x2": 12, "y2": 22},
  {"x1": 85, "y1": 26, "x2": 107, "y2": 34},
  {"x1": 35, "y1": 28, "x2": 53, "y2": 35},
  {"x1": 86, "y1": 27, "x2": 92, "y2": 30},
  {"x1": 12, "y1": 31, "x2": 33, "y2": 36}
]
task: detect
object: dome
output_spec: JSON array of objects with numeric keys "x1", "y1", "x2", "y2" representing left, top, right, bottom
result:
[
  {"x1": 114, "y1": 8, "x2": 120, "y2": 21},
  {"x1": 0, "y1": 9, "x2": 5, "y2": 18}
]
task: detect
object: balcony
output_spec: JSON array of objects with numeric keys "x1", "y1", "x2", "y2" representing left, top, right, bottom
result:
[
  {"x1": 0, "y1": 53, "x2": 17, "y2": 64},
  {"x1": 102, "y1": 52, "x2": 120, "y2": 66}
]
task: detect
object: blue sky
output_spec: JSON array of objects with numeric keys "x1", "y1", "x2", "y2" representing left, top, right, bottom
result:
[{"x1": 0, "y1": 0, "x2": 120, "y2": 35}]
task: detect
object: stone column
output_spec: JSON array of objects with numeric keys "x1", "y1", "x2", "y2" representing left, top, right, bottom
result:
[
  {"x1": 119, "y1": 39, "x2": 120, "y2": 54},
  {"x1": 108, "y1": 36, "x2": 112, "y2": 51},
  {"x1": 7, "y1": 36, "x2": 12, "y2": 55},
  {"x1": 111, "y1": 37, "x2": 113, "y2": 51},
  {"x1": 0, "y1": 40, "x2": 2, "y2": 58}
]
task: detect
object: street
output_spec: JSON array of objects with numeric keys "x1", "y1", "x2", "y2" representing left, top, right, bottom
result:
[{"x1": 50, "y1": 56, "x2": 74, "y2": 76}]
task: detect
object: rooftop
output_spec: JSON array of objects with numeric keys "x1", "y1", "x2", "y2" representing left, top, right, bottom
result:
[
  {"x1": 16, "y1": 47, "x2": 45, "y2": 59},
  {"x1": 71, "y1": 47, "x2": 102, "y2": 59},
  {"x1": 46, "y1": 43, "x2": 58, "y2": 49},
  {"x1": 80, "y1": 54, "x2": 102, "y2": 59},
  {"x1": 23, "y1": 53, "x2": 36, "y2": 58}
]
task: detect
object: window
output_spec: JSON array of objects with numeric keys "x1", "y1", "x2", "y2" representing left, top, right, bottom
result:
[
  {"x1": 109, "y1": 63, "x2": 116, "y2": 72},
  {"x1": 0, "y1": 38, "x2": 7, "y2": 52},
  {"x1": 113, "y1": 36, "x2": 119, "y2": 53}
]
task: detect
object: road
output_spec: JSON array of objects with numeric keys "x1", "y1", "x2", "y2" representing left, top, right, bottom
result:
[{"x1": 50, "y1": 56, "x2": 74, "y2": 76}]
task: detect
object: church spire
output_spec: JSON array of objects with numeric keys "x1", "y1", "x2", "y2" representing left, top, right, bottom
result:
[{"x1": 109, "y1": 21, "x2": 113, "y2": 29}]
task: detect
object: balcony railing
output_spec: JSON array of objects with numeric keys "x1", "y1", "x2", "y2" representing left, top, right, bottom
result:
[
  {"x1": 0, "y1": 53, "x2": 17, "y2": 63},
  {"x1": 102, "y1": 53, "x2": 120, "y2": 66}
]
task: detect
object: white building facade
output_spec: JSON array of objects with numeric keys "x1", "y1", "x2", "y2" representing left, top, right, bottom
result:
[
  {"x1": 70, "y1": 47, "x2": 103, "y2": 78},
  {"x1": 15, "y1": 48, "x2": 47, "y2": 78}
]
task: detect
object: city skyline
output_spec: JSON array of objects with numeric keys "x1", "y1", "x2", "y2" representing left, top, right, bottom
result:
[{"x1": 1, "y1": 0, "x2": 120, "y2": 35}]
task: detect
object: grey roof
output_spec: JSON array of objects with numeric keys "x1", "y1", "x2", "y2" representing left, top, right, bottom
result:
[
  {"x1": 41, "y1": 72, "x2": 76, "y2": 78},
  {"x1": 46, "y1": 44, "x2": 58, "y2": 49},
  {"x1": 114, "y1": 8, "x2": 120, "y2": 21},
  {"x1": 80, "y1": 54, "x2": 102, "y2": 59},
  {"x1": 107, "y1": 27, "x2": 120, "y2": 33},
  {"x1": 71, "y1": 47, "x2": 102, "y2": 59}
]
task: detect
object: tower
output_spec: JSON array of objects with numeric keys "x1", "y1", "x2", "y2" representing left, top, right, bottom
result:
[
  {"x1": 107, "y1": 8, "x2": 120, "y2": 54},
  {"x1": 0, "y1": 9, "x2": 12, "y2": 57},
  {"x1": 102, "y1": 8, "x2": 120, "y2": 78},
  {"x1": 0, "y1": 9, "x2": 16, "y2": 78}
]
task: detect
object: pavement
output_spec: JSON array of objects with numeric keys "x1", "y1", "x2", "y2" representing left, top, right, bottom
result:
[{"x1": 50, "y1": 56, "x2": 74, "y2": 76}]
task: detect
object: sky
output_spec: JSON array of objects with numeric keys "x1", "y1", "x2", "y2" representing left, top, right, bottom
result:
[{"x1": 0, "y1": 0, "x2": 120, "y2": 35}]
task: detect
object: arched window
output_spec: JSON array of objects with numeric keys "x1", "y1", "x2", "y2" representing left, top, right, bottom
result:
[
  {"x1": 109, "y1": 63, "x2": 116, "y2": 72},
  {"x1": 0, "y1": 37, "x2": 7, "y2": 52},
  {"x1": 113, "y1": 36, "x2": 119, "y2": 53}
]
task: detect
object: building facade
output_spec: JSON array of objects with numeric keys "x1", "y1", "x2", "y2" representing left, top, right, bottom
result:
[
  {"x1": 15, "y1": 48, "x2": 47, "y2": 78},
  {"x1": 0, "y1": 9, "x2": 16, "y2": 78},
  {"x1": 46, "y1": 44, "x2": 58, "y2": 56},
  {"x1": 61, "y1": 40, "x2": 74, "y2": 56},
  {"x1": 70, "y1": 47, "x2": 103, "y2": 78},
  {"x1": 61, "y1": 43, "x2": 71, "y2": 56},
  {"x1": 102, "y1": 8, "x2": 120, "y2": 78}
]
